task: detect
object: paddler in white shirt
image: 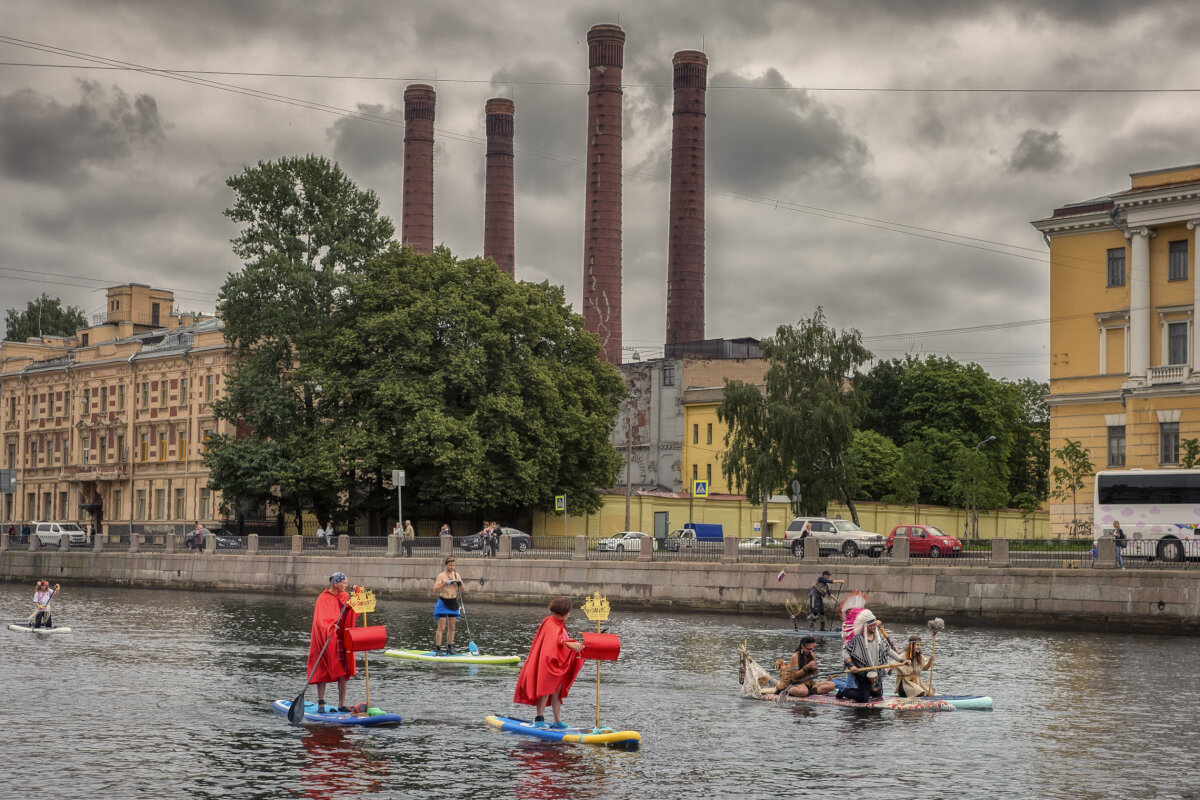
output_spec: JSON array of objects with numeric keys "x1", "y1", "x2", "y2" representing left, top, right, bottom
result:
[{"x1": 31, "y1": 580, "x2": 59, "y2": 629}]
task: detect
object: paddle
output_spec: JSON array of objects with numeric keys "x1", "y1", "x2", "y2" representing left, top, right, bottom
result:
[
  {"x1": 28, "y1": 584, "x2": 59, "y2": 628},
  {"x1": 927, "y1": 617, "x2": 945, "y2": 694},
  {"x1": 288, "y1": 594, "x2": 354, "y2": 724},
  {"x1": 813, "y1": 660, "x2": 908, "y2": 683},
  {"x1": 456, "y1": 586, "x2": 480, "y2": 655}
]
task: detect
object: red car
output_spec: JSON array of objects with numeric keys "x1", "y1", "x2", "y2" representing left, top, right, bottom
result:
[{"x1": 887, "y1": 524, "x2": 962, "y2": 558}]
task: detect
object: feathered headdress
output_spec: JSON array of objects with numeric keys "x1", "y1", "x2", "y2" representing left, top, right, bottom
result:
[{"x1": 840, "y1": 590, "x2": 867, "y2": 644}]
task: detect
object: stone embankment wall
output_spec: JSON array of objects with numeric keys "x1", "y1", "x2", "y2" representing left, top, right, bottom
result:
[{"x1": 2, "y1": 538, "x2": 1196, "y2": 635}]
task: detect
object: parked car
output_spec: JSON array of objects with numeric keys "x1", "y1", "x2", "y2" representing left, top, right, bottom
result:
[
  {"x1": 596, "y1": 531, "x2": 656, "y2": 552},
  {"x1": 29, "y1": 521, "x2": 89, "y2": 547},
  {"x1": 783, "y1": 517, "x2": 886, "y2": 558},
  {"x1": 207, "y1": 527, "x2": 246, "y2": 550},
  {"x1": 887, "y1": 524, "x2": 962, "y2": 558},
  {"x1": 737, "y1": 537, "x2": 788, "y2": 551},
  {"x1": 458, "y1": 527, "x2": 533, "y2": 553},
  {"x1": 663, "y1": 524, "x2": 724, "y2": 551}
]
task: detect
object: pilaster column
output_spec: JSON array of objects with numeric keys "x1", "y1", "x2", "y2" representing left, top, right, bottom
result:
[
  {"x1": 1188, "y1": 220, "x2": 1200, "y2": 370},
  {"x1": 1129, "y1": 227, "x2": 1153, "y2": 378}
]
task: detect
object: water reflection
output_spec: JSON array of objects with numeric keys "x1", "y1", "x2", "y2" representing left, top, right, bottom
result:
[{"x1": 298, "y1": 727, "x2": 393, "y2": 798}]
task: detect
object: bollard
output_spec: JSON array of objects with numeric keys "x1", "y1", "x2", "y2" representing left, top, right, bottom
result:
[
  {"x1": 204, "y1": 532, "x2": 216, "y2": 554},
  {"x1": 499, "y1": 534, "x2": 512, "y2": 559},
  {"x1": 387, "y1": 534, "x2": 400, "y2": 557},
  {"x1": 338, "y1": 534, "x2": 350, "y2": 555},
  {"x1": 291, "y1": 534, "x2": 303, "y2": 555},
  {"x1": 989, "y1": 538, "x2": 1010, "y2": 568},
  {"x1": 94, "y1": 533, "x2": 104, "y2": 553},
  {"x1": 248, "y1": 533, "x2": 259, "y2": 555},
  {"x1": 574, "y1": 534, "x2": 588, "y2": 561},
  {"x1": 129, "y1": 533, "x2": 140, "y2": 553},
  {"x1": 722, "y1": 536, "x2": 739, "y2": 564},
  {"x1": 892, "y1": 535, "x2": 910, "y2": 565},
  {"x1": 440, "y1": 535, "x2": 453, "y2": 558},
  {"x1": 637, "y1": 540, "x2": 653, "y2": 561},
  {"x1": 164, "y1": 533, "x2": 176, "y2": 555},
  {"x1": 60, "y1": 533, "x2": 71, "y2": 551},
  {"x1": 1094, "y1": 537, "x2": 1118, "y2": 570},
  {"x1": 799, "y1": 538, "x2": 816, "y2": 562}
]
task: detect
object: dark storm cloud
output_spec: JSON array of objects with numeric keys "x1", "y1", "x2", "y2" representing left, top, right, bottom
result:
[
  {"x1": 706, "y1": 68, "x2": 871, "y2": 195},
  {"x1": 0, "y1": 80, "x2": 166, "y2": 186},
  {"x1": 1008, "y1": 129, "x2": 1066, "y2": 174},
  {"x1": 490, "y1": 61, "x2": 583, "y2": 196},
  {"x1": 328, "y1": 103, "x2": 406, "y2": 174}
]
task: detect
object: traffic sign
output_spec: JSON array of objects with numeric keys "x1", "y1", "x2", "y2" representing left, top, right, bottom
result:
[
  {"x1": 392, "y1": 469, "x2": 406, "y2": 487},
  {"x1": 692, "y1": 480, "x2": 708, "y2": 498},
  {"x1": 555, "y1": 495, "x2": 566, "y2": 512}
]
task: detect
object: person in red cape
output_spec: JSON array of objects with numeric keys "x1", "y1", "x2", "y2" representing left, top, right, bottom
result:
[
  {"x1": 513, "y1": 596, "x2": 585, "y2": 729},
  {"x1": 307, "y1": 572, "x2": 359, "y2": 712}
]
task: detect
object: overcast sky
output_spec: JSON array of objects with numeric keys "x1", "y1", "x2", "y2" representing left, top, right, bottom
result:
[{"x1": 4, "y1": 1, "x2": 1200, "y2": 382}]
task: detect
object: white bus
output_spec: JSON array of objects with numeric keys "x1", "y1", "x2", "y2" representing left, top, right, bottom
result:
[{"x1": 1093, "y1": 469, "x2": 1200, "y2": 562}]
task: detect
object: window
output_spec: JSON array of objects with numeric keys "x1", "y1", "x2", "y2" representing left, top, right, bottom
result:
[
  {"x1": 118, "y1": 384, "x2": 126, "y2": 411},
  {"x1": 1169, "y1": 240, "x2": 1188, "y2": 281},
  {"x1": 180, "y1": 378, "x2": 188, "y2": 404},
  {"x1": 1107, "y1": 425, "x2": 1126, "y2": 467},
  {"x1": 113, "y1": 489, "x2": 122, "y2": 519},
  {"x1": 30, "y1": 395, "x2": 38, "y2": 421},
  {"x1": 692, "y1": 464, "x2": 698, "y2": 482},
  {"x1": 1169, "y1": 322, "x2": 1188, "y2": 365},
  {"x1": 158, "y1": 432, "x2": 168, "y2": 461},
  {"x1": 204, "y1": 375, "x2": 214, "y2": 403},
  {"x1": 81, "y1": 333, "x2": 89, "y2": 347},
  {"x1": 117, "y1": 435, "x2": 125, "y2": 462},
  {"x1": 81, "y1": 435, "x2": 89, "y2": 464},
  {"x1": 8, "y1": 396, "x2": 14, "y2": 420},
  {"x1": 692, "y1": 424, "x2": 698, "y2": 444},
  {"x1": 174, "y1": 488, "x2": 186, "y2": 521},
  {"x1": 99, "y1": 434, "x2": 107, "y2": 464},
  {"x1": 45, "y1": 435, "x2": 55, "y2": 464},
  {"x1": 202, "y1": 429, "x2": 215, "y2": 455},
  {"x1": 1161, "y1": 421, "x2": 1180, "y2": 465},
  {"x1": 706, "y1": 463, "x2": 712, "y2": 484},
  {"x1": 136, "y1": 489, "x2": 147, "y2": 521},
  {"x1": 178, "y1": 429, "x2": 188, "y2": 461},
  {"x1": 140, "y1": 433, "x2": 149, "y2": 462},
  {"x1": 160, "y1": 381, "x2": 168, "y2": 409},
  {"x1": 154, "y1": 489, "x2": 166, "y2": 520},
  {"x1": 200, "y1": 488, "x2": 211, "y2": 520},
  {"x1": 6, "y1": 443, "x2": 15, "y2": 469},
  {"x1": 1107, "y1": 247, "x2": 1126, "y2": 287},
  {"x1": 661, "y1": 367, "x2": 674, "y2": 387},
  {"x1": 707, "y1": 423, "x2": 713, "y2": 444},
  {"x1": 141, "y1": 381, "x2": 150, "y2": 409},
  {"x1": 101, "y1": 385, "x2": 108, "y2": 411}
]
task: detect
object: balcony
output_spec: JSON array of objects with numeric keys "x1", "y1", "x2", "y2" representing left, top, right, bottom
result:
[
  {"x1": 1148, "y1": 364, "x2": 1191, "y2": 385},
  {"x1": 60, "y1": 463, "x2": 130, "y2": 481}
]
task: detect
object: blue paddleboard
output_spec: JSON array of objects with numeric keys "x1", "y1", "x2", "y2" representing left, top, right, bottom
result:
[{"x1": 273, "y1": 699, "x2": 402, "y2": 727}]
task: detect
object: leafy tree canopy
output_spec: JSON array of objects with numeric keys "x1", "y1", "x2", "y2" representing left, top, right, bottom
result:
[
  {"x1": 846, "y1": 429, "x2": 901, "y2": 501},
  {"x1": 3, "y1": 293, "x2": 87, "y2": 341}
]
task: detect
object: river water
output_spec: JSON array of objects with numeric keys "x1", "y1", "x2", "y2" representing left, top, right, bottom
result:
[{"x1": 2, "y1": 583, "x2": 1197, "y2": 800}]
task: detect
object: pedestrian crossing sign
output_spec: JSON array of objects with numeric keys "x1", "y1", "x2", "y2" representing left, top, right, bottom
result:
[
  {"x1": 555, "y1": 495, "x2": 565, "y2": 512},
  {"x1": 693, "y1": 480, "x2": 708, "y2": 498}
]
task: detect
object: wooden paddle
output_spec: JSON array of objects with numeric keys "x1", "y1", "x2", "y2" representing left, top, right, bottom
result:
[
  {"x1": 813, "y1": 660, "x2": 908, "y2": 682},
  {"x1": 927, "y1": 617, "x2": 945, "y2": 694},
  {"x1": 288, "y1": 596, "x2": 354, "y2": 724}
]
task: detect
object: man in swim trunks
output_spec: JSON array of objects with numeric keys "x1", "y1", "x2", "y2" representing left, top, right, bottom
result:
[{"x1": 433, "y1": 557, "x2": 462, "y2": 655}]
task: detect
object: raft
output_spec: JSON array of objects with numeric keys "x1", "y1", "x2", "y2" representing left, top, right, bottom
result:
[
  {"x1": 758, "y1": 691, "x2": 956, "y2": 711},
  {"x1": 384, "y1": 648, "x2": 520, "y2": 665},
  {"x1": 8, "y1": 624, "x2": 71, "y2": 634},
  {"x1": 485, "y1": 715, "x2": 640, "y2": 750},
  {"x1": 272, "y1": 699, "x2": 402, "y2": 727}
]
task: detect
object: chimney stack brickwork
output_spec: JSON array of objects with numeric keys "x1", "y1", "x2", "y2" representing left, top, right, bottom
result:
[
  {"x1": 583, "y1": 24, "x2": 626, "y2": 365},
  {"x1": 403, "y1": 84, "x2": 436, "y2": 255},
  {"x1": 667, "y1": 50, "x2": 708, "y2": 347},
  {"x1": 484, "y1": 97, "x2": 516, "y2": 274}
]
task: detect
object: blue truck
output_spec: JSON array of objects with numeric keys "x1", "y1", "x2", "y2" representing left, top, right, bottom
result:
[{"x1": 664, "y1": 523, "x2": 723, "y2": 551}]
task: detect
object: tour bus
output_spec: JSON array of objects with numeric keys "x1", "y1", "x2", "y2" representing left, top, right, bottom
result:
[{"x1": 1093, "y1": 469, "x2": 1200, "y2": 562}]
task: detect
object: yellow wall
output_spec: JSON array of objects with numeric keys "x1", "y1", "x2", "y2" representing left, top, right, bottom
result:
[
  {"x1": 827, "y1": 501, "x2": 1050, "y2": 539},
  {"x1": 1049, "y1": 228, "x2": 1129, "y2": 382},
  {"x1": 681, "y1": 401, "x2": 734, "y2": 494}
]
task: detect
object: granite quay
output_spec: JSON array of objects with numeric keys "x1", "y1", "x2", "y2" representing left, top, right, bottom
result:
[{"x1": 2, "y1": 532, "x2": 1196, "y2": 634}]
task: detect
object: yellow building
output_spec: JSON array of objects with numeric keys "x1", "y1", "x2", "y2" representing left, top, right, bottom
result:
[
  {"x1": 1, "y1": 284, "x2": 232, "y2": 535},
  {"x1": 1032, "y1": 164, "x2": 1200, "y2": 533}
]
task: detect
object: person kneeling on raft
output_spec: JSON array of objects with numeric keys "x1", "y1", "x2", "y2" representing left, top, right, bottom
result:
[
  {"x1": 513, "y1": 597, "x2": 585, "y2": 729},
  {"x1": 307, "y1": 572, "x2": 359, "y2": 713},
  {"x1": 774, "y1": 634, "x2": 837, "y2": 697},
  {"x1": 893, "y1": 635, "x2": 935, "y2": 697},
  {"x1": 31, "y1": 581, "x2": 58, "y2": 629},
  {"x1": 838, "y1": 609, "x2": 907, "y2": 702}
]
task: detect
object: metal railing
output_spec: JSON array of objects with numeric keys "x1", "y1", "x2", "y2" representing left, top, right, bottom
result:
[
  {"x1": 521, "y1": 536, "x2": 573, "y2": 559},
  {"x1": 655, "y1": 540, "x2": 724, "y2": 563},
  {"x1": 1009, "y1": 538, "x2": 1093, "y2": 569}
]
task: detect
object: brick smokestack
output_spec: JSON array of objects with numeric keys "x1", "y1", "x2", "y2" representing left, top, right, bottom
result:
[
  {"x1": 667, "y1": 50, "x2": 708, "y2": 347},
  {"x1": 484, "y1": 97, "x2": 515, "y2": 274},
  {"x1": 583, "y1": 24, "x2": 625, "y2": 365},
  {"x1": 403, "y1": 84, "x2": 436, "y2": 255}
]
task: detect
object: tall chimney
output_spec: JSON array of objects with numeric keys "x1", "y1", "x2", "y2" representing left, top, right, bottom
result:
[
  {"x1": 667, "y1": 50, "x2": 708, "y2": 348},
  {"x1": 403, "y1": 84, "x2": 436, "y2": 255},
  {"x1": 484, "y1": 97, "x2": 516, "y2": 275},
  {"x1": 583, "y1": 24, "x2": 625, "y2": 365}
]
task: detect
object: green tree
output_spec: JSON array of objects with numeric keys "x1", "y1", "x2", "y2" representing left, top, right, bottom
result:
[
  {"x1": 318, "y1": 244, "x2": 625, "y2": 519},
  {"x1": 1181, "y1": 438, "x2": 1200, "y2": 469},
  {"x1": 949, "y1": 443, "x2": 1009, "y2": 538},
  {"x1": 207, "y1": 155, "x2": 395, "y2": 528},
  {"x1": 722, "y1": 308, "x2": 872, "y2": 522},
  {"x1": 1008, "y1": 378, "x2": 1050, "y2": 502},
  {"x1": 718, "y1": 379, "x2": 787, "y2": 541},
  {"x1": 846, "y1": 429, "x2": 901, "y2": 501},
  {"x1": 3, "y1": 293, "x2": 87, "y2": 341},
  {"x1": 1051, "y1": 439, "x2": 1094, "y2": 537},
  {"x1": 888, "y1": 438, "x2": 932, "y2": 523}
]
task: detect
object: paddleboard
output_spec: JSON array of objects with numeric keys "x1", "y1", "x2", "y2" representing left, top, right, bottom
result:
[
  {"x1": 885, "y1": 692, "x2": 994, "y2": 710},
  {"x1": 272, "y1": 699, "x2": 402, "y2": 727},
  {"x1": 384, "y1": 648, "x2": 520, "y2": 665},
  {"x1": 757, "y1": 692, "x2": 957, "y2": 712},
  {"x1": 9, "y1": 624, "x2": 71, "y2": 634},
  {"x1": 485, "y1": 715, "x2": 640, "y2": 750}
]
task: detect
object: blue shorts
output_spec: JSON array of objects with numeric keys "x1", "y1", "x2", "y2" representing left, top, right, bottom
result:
[{"x1": 434, "y1": 597, "x2": 460, "y2": 618}]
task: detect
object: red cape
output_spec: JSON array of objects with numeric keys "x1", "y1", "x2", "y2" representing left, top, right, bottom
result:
[
  {"x1": 513, "y1": 615, "x2": 584, "y2": 705},
  {"x1": 307, "y1": 589, "x2": 358, "y2": 684}
]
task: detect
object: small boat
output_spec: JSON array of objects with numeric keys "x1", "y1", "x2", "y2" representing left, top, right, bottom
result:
[
  {"x1": 485, "y1": 715, "x2": 640, "y2": 750},
  {"x1": 272, "y1": 699, "x2": 402, "y2": 727},
  {"x1": 384, "y1": 648, "x2": 520, "y2": 665},
  {"x1": 758, "y1": 692, "x2": 957, "y2": 711},
  {"x1": 9, "y1": 624, "x2": 71, "y2": 634}
]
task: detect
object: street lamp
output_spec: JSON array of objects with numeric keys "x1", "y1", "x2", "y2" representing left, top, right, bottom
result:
[
  {"x1": 974, "y1": 435, "x2": 997, "y2": 450},
  {"x1": 966, "y1": 435, "x2": 996, "y2": 537}
]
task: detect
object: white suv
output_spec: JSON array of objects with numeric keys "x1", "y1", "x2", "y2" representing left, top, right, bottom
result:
[
  {"x1": 31, "y1": 521, "x2": 89, "y2": 547},
  {"x1": 784, "y1": 517, "x2": 886, "y2": 559}
]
